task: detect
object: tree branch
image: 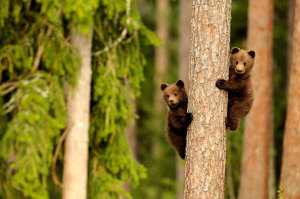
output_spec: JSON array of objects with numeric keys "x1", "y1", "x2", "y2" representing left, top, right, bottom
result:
[
  {"x1": 93, "y1": 0, "x2": 132, "y2": 56},
  {"x1": 51, "y1": 123, "x2": 73, "y2": 191}
]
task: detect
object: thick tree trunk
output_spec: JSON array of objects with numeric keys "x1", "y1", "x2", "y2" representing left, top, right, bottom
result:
[
  {"x1": 184, "y1": 1, "x2": 231, "y2": 198},
  {"x1": 280, "y1": 2, "x2": 300, "y2": 198},
  {"x1": 177, "y1": 0, "x2": 192, "y2": 198},
  {"x1": 238, "y1": 0, "x2": 274, "y2": 199},
  {"x1": 63, "y1": 29, "x2": 92, "y2": 199}
]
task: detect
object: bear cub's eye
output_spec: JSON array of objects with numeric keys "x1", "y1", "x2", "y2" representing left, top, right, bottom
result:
[
  {"x1": 244, "y1": 62, "x2": 247, "y2": 66},
  {"x1": 174, "y1": 93, "x2": 178, "y2": 96},
  {"x1": 167, "y1": 94, "x2": 170, "y2": 98},
  {"x1": 236, "y1": 61, "x2": 239, "y2": 65}
]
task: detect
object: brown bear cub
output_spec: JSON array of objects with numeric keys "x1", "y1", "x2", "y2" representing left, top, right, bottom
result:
[
  {"x1": 161, "y1": 80, "x2": 193, "y2": 159},
  {"x1": 216, "y1": 47, "x2": 255, "y2": 131}
]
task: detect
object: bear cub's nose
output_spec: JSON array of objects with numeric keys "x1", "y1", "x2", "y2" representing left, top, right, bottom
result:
[
  {"x1": 169, "y1": 99, "x2": 173, "y2": 103},
  {"x1": 237, "y1": 69, "x2": 243, "y2": 73}
]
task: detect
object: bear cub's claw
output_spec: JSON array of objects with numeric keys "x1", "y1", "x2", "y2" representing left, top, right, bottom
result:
[
  {"x1": 216, "y1": 79, "x2": 226, "y2": 89},
  {"x1": 186, "y1": 112, "x2": 193, "y2": 124}
]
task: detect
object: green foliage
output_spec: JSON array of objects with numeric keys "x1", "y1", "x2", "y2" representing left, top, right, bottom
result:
[
  {"x1": 273, "y1": 0, "x2": 288, "y2": 186},
  {"x1": 231, "y1": 0, "x2": 248, "y2": 47},
  {"x1": 0, "y1": 1, "x2": 79, "y2": 198},
  {"x1": 131, "y1": 0, "x2": 179, "y2": 198},
  {"x1": 89, "y1": 164, "x2": 131, "y2": 199},
  {"x1": 0, "y1": 74, "x2": 66, "y2": 199},
  {"x1": 1, "y1": 0, "x2": 157, "y2": 198},
  {"x1": 88, "y1": 0, "x2": 160, "y2": 197},
  {"x1": 277, "y1": 186, "x2": 284, "y2": 199}
]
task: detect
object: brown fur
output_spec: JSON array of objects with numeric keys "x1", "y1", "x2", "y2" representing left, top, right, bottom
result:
[
  {"x1": 161, "y1": 80, "x2": 193, "y2": 159},
  {"x1": 216, "y1": 47, "x2": 255, "y2": 131}
]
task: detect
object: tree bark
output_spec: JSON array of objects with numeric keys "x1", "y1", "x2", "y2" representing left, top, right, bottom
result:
[
  {"x1": 184, "y1": 1, "x2": 231, "y2": 198},
  {"x1": 63, "y1": 29, "x2": 92, "y2": 199},
  {"x1": 280, "y1": 2, "x2": 300, "y2": 198},
  {"x1": 238, "y1": 0, "x2": 274, "y2": 199}
]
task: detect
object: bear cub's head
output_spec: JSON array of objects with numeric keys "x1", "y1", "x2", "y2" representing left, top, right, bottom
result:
[
  {"x1": 161, "y1": 80, "x2": 187, "y2": 109},
  {"x1": 230, "y1": 47, "x2": 255, "y2": 75}
]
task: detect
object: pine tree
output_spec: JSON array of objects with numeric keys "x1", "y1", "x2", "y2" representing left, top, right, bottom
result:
[
  {"x1": 184, "y1": 0, "x2": 231, "y2": 198},
  {"x1": 238, "y1": 0, "x2": 274, "y2": 198},
  {"x1": 0, "y1": 0, "x2": 158, "y2": 198},
  {"x1": 280, "y1": 1, "x2": 300, "y2": 197}
]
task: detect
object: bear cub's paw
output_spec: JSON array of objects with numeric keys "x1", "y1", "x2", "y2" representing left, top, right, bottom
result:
[
  {"x1": 216, "y1": 79, "x2": 226, "y2": 90},
  {"x1": 186, "y1": 112, "x2": 193, "y2": 125}
]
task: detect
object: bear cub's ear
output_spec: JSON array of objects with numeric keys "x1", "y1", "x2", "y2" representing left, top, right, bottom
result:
[
  {"x1": 248, "y1": 50, "x2": 255, "y2": 59},
  {"x1": 176, "y1": 80, "x2": 185, "y2": 88},
  {"x1": 231, "y1": 47, "x2": 240, "y2": 54},
  {"x1": 161, "y1": 83, "x2": 168, "y2": 91}
]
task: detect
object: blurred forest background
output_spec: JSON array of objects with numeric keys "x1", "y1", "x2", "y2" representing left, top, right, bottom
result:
[{"x1": 0, "y1": 0, "x2": 297, "y2": 199}]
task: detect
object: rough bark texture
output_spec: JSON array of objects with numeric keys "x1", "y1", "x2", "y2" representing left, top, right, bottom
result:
[
  {"x1": 184, "y1": 1, "x2": 231, "y2": 198},
  {"x1": 177, "y1": 0, "x2": 192, "y2": 198},
  {"x1": 63, "y1": 30, "x2": 92, "y2": 199},
  {"x1": 238, "y1": 0, "x2": 274, "y2": 199},
  {"x1": 154, "y1": 0, "x2": 169, "y2": 112},
  {"x1": 280, "y1": 2, "x2": 300, "y2": 198}
]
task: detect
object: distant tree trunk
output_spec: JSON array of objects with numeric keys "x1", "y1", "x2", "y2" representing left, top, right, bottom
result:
[
  {"x1": 152, "y1": 0, "x2": 169, "y2": 164},
  {"x1": 177, "y1": 0, "x2": 192, "y2": 198},
  {"x1": 123, "y1": 97, "x2": 137, "y2": 193},
  {"x1": 126, "y1": 112, "x2": 137, "y2": 157},
  {"x1": 179, "y1": 0, "x2": 192, "y2": 85},
  {"x1": 287, "y1": 0, "x2": 295, "y2": 74},
  {"x1": 184, "y1": 1, "x2": 231, "y2": 198},
  {"x1": 63, "y1": 29, "x2": 92, "y2": 199},
  {"x1": 280, "y1": 2, "x2": 300, "y2": 198},
  {"x1": 238, "y1": 0, "x2": 274, "y2": 199},
  {"x1": 125, "y1": 80, "x2": 137, "y2": 157},
  {"x1": 153, "y1": 0, "x2": 169, "y2": 113}
]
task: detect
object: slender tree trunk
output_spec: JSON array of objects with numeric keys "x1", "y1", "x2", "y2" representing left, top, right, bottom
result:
[
  {"x1": 152, "y1": 0, "x2": 169, "y2": 166},
  {"x1": 123, "y1": 97, "x2": 137, "y2": 193},
  {"x1": 287, "y1": 0, "x2": 295, "y2": 75},
  {"x1": 153, "y1": 0, "x2": 169, "y2": 113},
  {"x1": 179, "y1": 0, "x2": 192, "y2": 85},
  {"x1": 63, "y1": 29, "x2": 92, "y2": 199},
  {"x1": 238, "y1": 0, "x2": 274, "y2": 199},
  {"x1": 126, "y1": 114, "x2": 137, "y2": 157},
  {"x1": 177, "y1": 0, "x2": 192, "y2": 198},
  {"x1": 184, "y1": 1, "x2": 231, "y2": 198},
  {"x1": 280, "y1": 2, "x2": 300, "y2": 198}
]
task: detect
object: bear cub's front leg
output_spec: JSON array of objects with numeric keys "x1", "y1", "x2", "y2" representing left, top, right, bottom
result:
[{"x1": 216, "y1": 79, "x2": 228, "y2": 90}]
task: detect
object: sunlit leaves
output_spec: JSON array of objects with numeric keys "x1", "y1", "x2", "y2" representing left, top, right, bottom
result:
[{"x1": 0, "y1": 74, "x2": 66, "y2": 199}]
